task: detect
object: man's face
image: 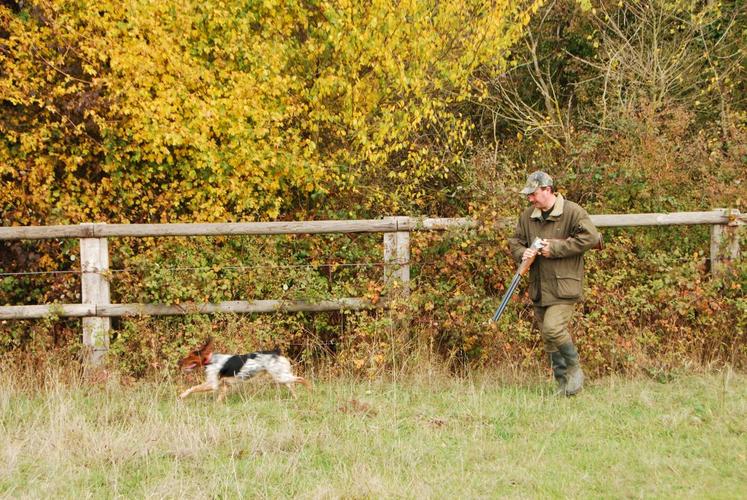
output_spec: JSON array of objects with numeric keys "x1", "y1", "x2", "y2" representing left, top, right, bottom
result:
[{"x1": 526, "y1": 187, "x2": 554, "y2": 210}]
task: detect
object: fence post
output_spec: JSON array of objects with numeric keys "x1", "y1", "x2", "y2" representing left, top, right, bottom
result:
[
  {"x1": 709, "y1": 209, "x2": 742, "y2": 277},
  {"x1": 80, "y1": 223, "x2": 111, "y2": 365},
  {"x1": 383, "y1": 216, "x2": 410, "y2": 296}
]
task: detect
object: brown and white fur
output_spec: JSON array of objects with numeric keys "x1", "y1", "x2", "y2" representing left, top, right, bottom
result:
[{"x1": 178, "y1": 338, "x2": 311, "y2": 401}]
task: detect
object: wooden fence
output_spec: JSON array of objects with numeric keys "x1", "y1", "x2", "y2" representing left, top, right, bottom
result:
[{"x1": 1, "y1": 209, "x2": 743, "y2": 364}]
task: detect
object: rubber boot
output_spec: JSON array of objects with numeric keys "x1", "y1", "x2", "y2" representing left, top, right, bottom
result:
[
  {"x1": 549, "y1": 351, "x2": 567, "y2": 396},
  {"x1": 558, "y1": 341, "x2": 584, "y2": 396}
]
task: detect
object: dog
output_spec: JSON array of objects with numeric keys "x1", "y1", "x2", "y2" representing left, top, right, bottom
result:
[{"x1": 178, "y1": 338, "x2": 311, "y2": 401}]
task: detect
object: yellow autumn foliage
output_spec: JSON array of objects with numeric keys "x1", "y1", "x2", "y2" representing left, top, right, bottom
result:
[{"x1": 0, "y1": 0, "x2": 536, "y2": 224}]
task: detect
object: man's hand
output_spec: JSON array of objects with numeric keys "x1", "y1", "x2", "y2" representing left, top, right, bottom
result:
[
  {"x1": 522, "y1": 246, "x2": 538, "y2": 261},
  {"x1": 539, "y1": 239, "x2": 551, "y2": 257},
  {"x1": 522, "y1": 239, "x2": 549, "y2": 260}
]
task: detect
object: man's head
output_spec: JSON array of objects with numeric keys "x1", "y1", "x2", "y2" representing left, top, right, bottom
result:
[{"x1": 520, "y1": 171, "x2": 556, "y2": 210}]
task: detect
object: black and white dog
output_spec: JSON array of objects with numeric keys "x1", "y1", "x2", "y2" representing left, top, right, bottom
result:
[{"x1": 178, "y1": 338, "x2": 311, "y2": 401}]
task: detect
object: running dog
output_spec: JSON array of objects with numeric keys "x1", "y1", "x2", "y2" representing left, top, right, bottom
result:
[{"x1": 178, "y1": 338, "x2": 311, "y2": 401}]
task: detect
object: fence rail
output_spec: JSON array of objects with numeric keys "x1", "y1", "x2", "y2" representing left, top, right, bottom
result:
[
  {"x1": 1, "y1": 210, "x2": 743, "y2": 365},
  {"x1": 0, "y1": 299, "x2": 378, "y2": 320},
  {"x1": 1, "y1": 210, "x2": 744, "y2": 240}
]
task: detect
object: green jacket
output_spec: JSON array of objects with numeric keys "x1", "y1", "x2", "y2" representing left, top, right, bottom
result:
[{"x1": 508, "y1": 194, "x2": 600, "y2": 306}]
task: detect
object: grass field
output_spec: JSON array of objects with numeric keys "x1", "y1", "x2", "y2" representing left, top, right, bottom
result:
[{"x1": 1, "y1": 367, "x2": 745, "y2": 499}]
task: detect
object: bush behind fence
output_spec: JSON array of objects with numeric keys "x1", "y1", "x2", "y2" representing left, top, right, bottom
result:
[{"x1": 1, "y1": 218, "x2": 744, "y2": 377}]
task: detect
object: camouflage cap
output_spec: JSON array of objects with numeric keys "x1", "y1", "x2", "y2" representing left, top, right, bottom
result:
[{"x1": 520, "y1": 171, "x2": 553, "y2": 195}]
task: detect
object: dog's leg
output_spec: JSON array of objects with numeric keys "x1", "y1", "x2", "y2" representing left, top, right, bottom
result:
[
  {"x1": 295, "y1": 376, "x2": 312, "y2": 390},
  {"x1": 282, "y1": 377, "x2": 313, "y2": 398},
  {"x1": 267, "y1": 357, "x2": 311, "y2": 398},
  {"x1": 217, "y1": 381, "x2": 230, "y2": 402},
  {"x1": 284, "y1": 382, "x2": 297, "y2": 399},
  {"x1": 179, "y1": 382, "x2": 216, "y2": 399},
  {"x1": 216, "y1": 377, "x2": 239, "y2": 403}
]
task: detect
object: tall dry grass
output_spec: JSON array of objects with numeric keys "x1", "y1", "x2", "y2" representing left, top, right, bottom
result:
[{"x1": 1, "y1": 364, "x2": 745, "y2": 498}]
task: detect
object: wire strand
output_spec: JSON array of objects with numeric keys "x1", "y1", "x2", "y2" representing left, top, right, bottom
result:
[
  {"x1": 0, "y1": 270, "x2": 81, "y2": 277},
  {"x1": 0, "y1": 254, "x2": 708, "y2": 278},
  {"x1": 0, "y1": 261, "x2": 390, "y2": 278}
]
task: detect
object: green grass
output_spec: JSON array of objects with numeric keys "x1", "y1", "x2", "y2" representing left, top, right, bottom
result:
[{"x1": 1, "y1": 369, "x2": 745, "y2": 498}]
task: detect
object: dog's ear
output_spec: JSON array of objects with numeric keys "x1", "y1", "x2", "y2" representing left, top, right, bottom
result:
[
  {"x1": 200, "y1": 337, "x2": 214, "y2": 363},
  {"x1": 199, "y1": 337, "x2": 213, "y2": 351}
]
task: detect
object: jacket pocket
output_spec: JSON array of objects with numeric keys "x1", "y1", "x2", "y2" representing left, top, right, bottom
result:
[{"x1": 555, "y1": 275, "x2": 581, "y2": 299}]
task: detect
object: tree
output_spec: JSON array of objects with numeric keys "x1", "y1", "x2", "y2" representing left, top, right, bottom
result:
[{"x1": 1, "y1": 0, "x2": 538, "y2": 226}]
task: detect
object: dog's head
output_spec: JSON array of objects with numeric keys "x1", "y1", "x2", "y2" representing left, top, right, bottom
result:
[{"x1": 178, "y1": 338, "x2": 214, "y2": 371}]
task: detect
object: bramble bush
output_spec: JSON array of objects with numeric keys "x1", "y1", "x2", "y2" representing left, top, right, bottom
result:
[
  {"x1": 1, "y1": 222, "x2": 744, "y2": 378},
  {"x1": 1, "y1": 0, "x2": 745, "y2": 378}
]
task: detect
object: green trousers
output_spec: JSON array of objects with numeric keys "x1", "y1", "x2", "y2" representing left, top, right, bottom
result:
[{"x1": 532, "y1": 303, "x2": 575, "y2": 353}]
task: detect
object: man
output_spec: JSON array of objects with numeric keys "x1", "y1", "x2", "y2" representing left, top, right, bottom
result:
[{"x1": 508, "y1": 171, "x2": 600, "y2": 396}]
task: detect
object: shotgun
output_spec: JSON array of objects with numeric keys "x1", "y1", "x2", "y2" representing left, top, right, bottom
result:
[
  {"x1": 490, "y1": 235, "x2": 603, "y2": 323},
  {"x1": 490, "y1": 237, "x2": 545, "y2": 323}
]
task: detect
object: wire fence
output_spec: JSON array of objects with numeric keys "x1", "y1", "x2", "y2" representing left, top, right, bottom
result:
[
  {"x1": 1, "y1": 213, "x2": 742, "y2": 323},
  {"x1": 2, "y1": 231, "x2": 724, "y2": 280}
]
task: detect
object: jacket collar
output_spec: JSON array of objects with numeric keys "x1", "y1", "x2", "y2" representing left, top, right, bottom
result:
[{"x1": 530, "y1": 193, "x2": 565, "y2": 221}]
